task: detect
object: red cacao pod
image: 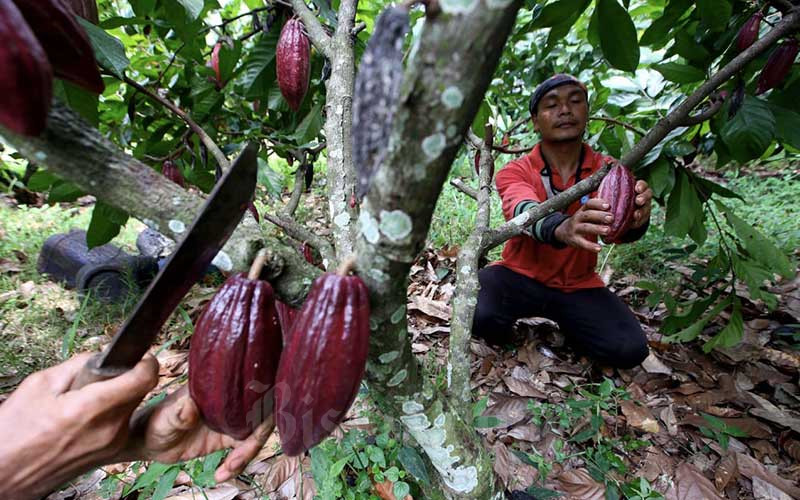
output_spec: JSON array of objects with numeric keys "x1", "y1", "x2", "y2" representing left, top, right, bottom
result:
[
  {"x1": 275, "y1": 300, "x2": 298, "y2": 340},
  {"x1": 63, "y1": 0, "x2": 98, "y2": 23},
  {"x1": 597, "y1": 162, "x2": 636, "y2": 244},
  {"x1": 276, "y1": 18, "x2": 310, "y2": 111},
  {"x1": 736, "y1": 13, "x2": 761, "y2": 53},
  {"x1": 0, "y1": 0, "x2": 53, "y2": 136},
  {"x1": 274, "y1": 268, "x2": 370, "y2": 456},
  {"x1": 756, "y1": 40, "x2": 799, "y2": 95},
  {"x1": 299, "y1": 243, "x2": 314, "y2": 264},
  {"x1": 189, "y1": 272, "x2": 283, "y2": 440},
  {"x1": 473, "y1": 150, "x2": 495, "y2": 179},
  {"x1": 161, "y1": 160, "x2": 185, "y2": 187},
  {"x1": 12, "y1": 0, "x2": 104, "y2": 94},
  {"x1": 501, "y1": 134, "x2": 510, "y2": 146},
  {"x1": 207, "y1": 42, "x2": 223, "y2": 90}
]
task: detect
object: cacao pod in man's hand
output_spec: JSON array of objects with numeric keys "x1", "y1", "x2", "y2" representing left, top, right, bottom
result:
[
  {"x1": 274, "y1": 263, "x2": 370, "y2": 456},
  {"x1": 189, "y1": 272, "x2": 283, "y2": 440},
  {"x1": 756, "y1": 40, "x2": 798, "y2": 95},
  {"x1": 276, "y1": 18, "x2": 310, "y2": 111},
  {"x1": 597, "y1": 162, "x2": 636, "y2": 244}
]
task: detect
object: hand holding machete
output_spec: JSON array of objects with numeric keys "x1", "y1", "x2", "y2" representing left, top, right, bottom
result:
[{"x1": 0, "y1": 144, "x2": 272, "y2": 499}]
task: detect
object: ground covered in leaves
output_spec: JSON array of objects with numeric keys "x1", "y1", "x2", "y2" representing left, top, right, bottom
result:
[{"x1": 1, "y1": 181, "x2": 799, "y2": 499}]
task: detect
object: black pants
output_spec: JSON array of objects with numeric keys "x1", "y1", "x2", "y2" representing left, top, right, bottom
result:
[{"x1": 472, "y1": 265, "x2": 649, "y2": 369}]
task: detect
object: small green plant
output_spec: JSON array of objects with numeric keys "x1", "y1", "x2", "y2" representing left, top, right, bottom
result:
[
  {"x1": 310, "y1": 418, "x2": 425, "y2": 500},
  {"x1": 697, "y1": 413, "x2": 749, "y2": 451}
]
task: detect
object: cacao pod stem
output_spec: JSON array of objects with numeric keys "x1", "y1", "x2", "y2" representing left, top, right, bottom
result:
[{"x1": 248, "y1": 248, "x2": 268, "y2": 280}]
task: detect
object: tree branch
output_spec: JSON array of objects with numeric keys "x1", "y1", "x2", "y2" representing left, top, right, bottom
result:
[
  {"x1": 121, "y1": 75, "x2": 230, "y2": 171},
  {"x1": 290, "y1": 0, "x2": 334, "y2": 58},
  {"x1": 263, "y1": 212, "x2": 336, "y2": 265},
  {"x1": 590, "y1": 115, "x2": 646, "y2": 136},
  {"x1": 449, "y1": 178, "x2": 478, "y2": 200},
  {"x1": 284, "y1": 161, "x2": 308, "y2": 216},
  {"x1": 676, "y1": 97, "x2": 724, "y2": 127},
  {"x1": 622, "y1": 9, "x2": 800, "y2": 168},
  {"x1": 0, "y1": 102, "x2": 319, "y2": 306}
]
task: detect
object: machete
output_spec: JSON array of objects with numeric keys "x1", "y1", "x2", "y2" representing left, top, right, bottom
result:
[{"x1": 70, "y1": 142, "x2": 259, "y2": 389}]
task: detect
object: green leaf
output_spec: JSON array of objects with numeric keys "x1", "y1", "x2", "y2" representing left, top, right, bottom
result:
[
  {"x1": 292, "y1": 102, "x2": 324, "y2": 144},
  {"x1": 397, "y1": 446, "x2": 429, "y2": 484},
  {"x1": 664, "y1": 169, "x2": 702, "y2": 239},
  {"x1": 241, "y1": 33, "x2": 278, "y2": 99},
  {"x1": 597, "y1": 0, "x2": 639, "y2": 71},
  {"x1": 176, "y1": 0, "x2": 204, "y2": 19},
  {"x1": 27, "y1": 170, "x2": 58, "y2": 191},
  {"x1": 663, "y1": 296, "x2": 732, "y2": 343},
  {"x1": 473, "y1": 416, "x2": 503, "y2": 428},
  {"x1": 721, "y1": 96, "x2": 776, "y2": 163},
  {"x1": 531, "y1": 0, "x2": 589, "y2": 28},
  {"x1": 731, "y1": 254, "x2": 779, "y2": 309},
  {"x1": 54, "y1": 81, "x2": 99, "y2": 126},
  {"x1": 77, "y1": 18, "x2": 129, "y2": 79},
  {"x1": 644, "y1": 156, "x2": 674, "y2": 200},
  {"x1": 703, "y1": 297, "x2": 744, "y2": 352},
  {"x1": 720, "y1": 203, "x2": 794, "y2": 278},
  {"x1": 86, "y1": 201, "x2": 129, "y2": 248},
  {"x1": 652, "y1": 62, "x2": 706, "y2": 83},
  {"x1": 48, "y1": 181, "x2": 84, "y2": 202},
  {"x1": 330, "y1": 456, "x2": 349, "y2": 477},
  {"x1": 393, "y1": 481, "x2": 410, "y2": 499},
  {"x1": 472, "y1": 395, "x2": 490, "y2": 418},
  {"x1": 129, "y1": 462, "x2": 174, "y2": 492},
  {"x1": 151, "y1": 466, "x2": 180, "y2": 500},
  {"x1": 258, "y1": 158, "x2": 285, "y2": 198},
  {"x1": 640, "y1": 0, "x2": 692, "y2": 47},
  {"x1": 769, "y1": 104, "x2": 800, "y2": 150},
  {"x1": 696, "y1": 0, "x2": 732, "y2": 32},
  {"x1": 526, "y1": 485, "x2": 564, "y2": 499},
  {"x1": 471, "y1": 100, "x2": 491, "y2": 138}
]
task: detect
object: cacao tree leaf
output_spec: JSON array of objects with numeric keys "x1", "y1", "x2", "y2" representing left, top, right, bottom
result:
[
  {"x1": 730, "y1": 253, "x2": 779, "y2": 309},
  {"x1": 397, "y1": 446, "x2": 430, "y2": 484},
  {"x1": 26, "y1": 170, "x2": 59, "y2": 192},
  {"x1": 664, "y1": 169, "x2": 702, "y2": 238},
  {"x1": 48, "y1": 181, "x2": 84, "y2": 202},
  {"x1": 292, "y1": 102, "x2": 324, "y2": 144},
  {"x1": 151, "y1": 465, "x2": 180, "y2": 500},
  {"x1": 531, "y1": 0, "x2": 589, "y2": 28},
  {"x1": 471, "y1": 100, "x2": 491, "y2": 139},
  {"x1": 663, "y1": 296, "x2": 732, "y2": 343},
  {"x1": 703, "y1": 298, "x2": 744, "y2": 352},
  {"x1": 130, "y1": 0, "x2": 157, "y2": 16},
  {"x1": 597, "y1": 0, "x2": 640, "y2": 72},
  {"x1": 719, "y1": 202, "x2": 794, "y2": 279},
  {"x1": 86, "y1": 201, "x2": 128, "y2": 248},
  {"x1": 643, "y1": 156, "x2": 674, "y2": 200},
  {"x1": 652, "y1": 62, "x2": 706, "y2": 83},
  {"x1": 720, "y1": 96, "x2": 775, "y2": 163},
  {"x1": 217, "y1": 40, "x2": 242, "y2": 85},
  {"x1": 768, "y1": 103, "x2": 800, "y2": 150},
  {"x1": 175, "y1": 0, "x2": 203, "y2": 19},
  {"x1": 639, "y1": 0, "x2": 692, "y2": 47},
  {"x1": 77, "y1": 18, "x2": 129, "y2": 79},
  {"x1": 54, "y1": 80, "x2": 99, "y2": 126},
  {"x1": 100, "y1": 16, "x2": 149, "y2": 29},
  {"x1": 691, "y1": 174, "x2": 743, "y2": 201},
  {"x1": 257, "y1": 157, "x2": 285, "y2": 198},
  {"x1": 670, "y1": 31, "x2": 712, "y2": 65},
  {"x1": 696, "y1": 0, "x2": 732, "y2": 32},
  {"x1": 587, "y1": 5, "x2": 600, "y2": 49}
]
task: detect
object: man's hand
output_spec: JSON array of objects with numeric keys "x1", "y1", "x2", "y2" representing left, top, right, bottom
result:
[
  {"x1": 629, "y1": 180, "x2": 653, "y2": 229},
  {"x1": 0, "y1": 353, "x2": 159, "y2": 500},
  {"x1": 121, "y1": 385, "x2": 275, "y2": 483},
  {"x1": 554, "y1": 198, "x2": 613, "y2": 253}
]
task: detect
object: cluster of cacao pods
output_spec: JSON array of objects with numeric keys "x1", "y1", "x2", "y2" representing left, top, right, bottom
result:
[
  {"x1": 276, "y1": 17, "x2": 310, "y2": 111},
  {"x1": 188, "y1": 251, "x2": 370, "y2": 456},
  {"x1": 597, "y1": 161, "x2": 636, "y2": 244},
  {"x1": 0, "y1": 0, "x2": 103, "y2": 136}
]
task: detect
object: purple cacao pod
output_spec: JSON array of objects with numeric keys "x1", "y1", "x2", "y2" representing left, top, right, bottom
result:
[
  {"x1": 756, "y1": 40, "x2": 798, "y2": 95},
  {"x1": 189, "y1": 273, "x2": 283, "y2": 440},
  {"x1": 276, "y1": 18, "x2": 310, "y2": 111},
  {"x1": 12, "y1": 0, "x2": 104, "y2": 94},
  {"x1": 597, "y1": 162, "x2": 636, "y2": 244},
  {"x1": 274, "y1": 271, "x2": 370, "y2": 456},
  {"x1": 161, "y1": 160, "x2": 185, "y2": 187},
  {"x1": 0, "y1": 0, "x2": 53, "y2": 136},
  {"x1": 736, "y1": 13, "x2": 762, "y2": 53}
]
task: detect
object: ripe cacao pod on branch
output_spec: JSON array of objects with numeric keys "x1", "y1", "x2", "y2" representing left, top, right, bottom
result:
[
  {"x1": 0, "y1": 0, "x2": 52, "y2": 136},
  {"x1": 597, "y1": 162, "x2": 636, "y2": 244},
  {"x1": 276, "y1": 18, "x2": 310, "y2": 111},
  {"x1": 189, "y1": 270, "x2": 283, "y2": 440},
  {"x1": 12, "y1": 0, "x2": 104, "y2": 94},
  {"x1": 274, "y1": 262, "x2": 370, "y2": 456},
  {"x1": 207, "y1": 42, "x2": 223, "y2": 90},
  {"x1": 161, "y1": 160, "x2": 185, "y2": 187},
  {"x1": 756, "y1": 40, "x2": 798, "y2": 95},
  {"x1": 736, "y1": 13, "x2": 762, "y2": 53},
  {"x1": 353, "y1": 6, "x2": 410, "y2": 200}
]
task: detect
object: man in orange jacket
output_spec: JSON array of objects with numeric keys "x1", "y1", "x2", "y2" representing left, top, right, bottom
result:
[{"x1": 473, "y1": 74, "x2": 653, "y2": 369}]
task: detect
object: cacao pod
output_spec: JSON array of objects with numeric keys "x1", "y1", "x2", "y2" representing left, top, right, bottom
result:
[
  {"x1": 299, "y1": 242, "x2": 314, "y2": 265},
  {"x1": 189, "y1": 272, "x2": 283, "y2": 439},
  {"x1": 275, "y1": 300, "x2": 298, "y2": 340},
  {"x1": 207, "y1": 42, "x2": 223, "y2": 90},
  {"x1": 473, "y1": 150, "x2": 495, "y2": 180},
  {"x1": 0, "y1": 0, "x2": 53, "y2": 136},
  {"x1": 63, "y1": 0, "x2": 98, "y2": 23},
  {"x1": 756, "y1": 40, "x2": 798, "y2": 95},
  {"x1": 274, "y1": 267, "x2": 370, "y2": 456},
  {"x1": 353, "y1": 6, "x2": 410, "y2": 199},
  {"x1": 597, "y1": 162, "x2": 636, "y2": 244},
  {"x1": 501, "y1": 134, "x2": 510, "y2": 147},
  {"x1": 161, "y1": 160, "x2": 185, "y2": 187},
  {"x1": 13, "y1": 0, "x2": 104, "y2": 94},
  {"x1": 276, "y1": 18, "x2": 310, "y2": 111},
  {"x1": 736, "y1": 13, "x2": 761, "y2": 53}
]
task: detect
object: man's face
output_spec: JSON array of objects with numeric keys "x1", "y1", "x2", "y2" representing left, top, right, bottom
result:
[{"x1": 532, "y1": 84, "x2": 589, "y2": 143}]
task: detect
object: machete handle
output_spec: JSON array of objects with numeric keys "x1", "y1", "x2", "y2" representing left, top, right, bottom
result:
[{"x1": 69, "y1": 353, "x2": 127, "y2": 390}]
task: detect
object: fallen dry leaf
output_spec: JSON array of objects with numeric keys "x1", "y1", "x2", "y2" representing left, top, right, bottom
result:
[
  {"x1": 752, "y1": 475, "x2": 793, "y2": 500},
  {"x1": 681, "y1": 414, "x2": 771, "y2": 439},
  {"x1": 641, "y1": 353, "x2": 673, "y2": 375},
  {"x1": 735, "y1": 452, "x2": 800, "y2": 498},
  {"x1": 372, "y1": 480, "x2": 413, "y2": 500},
  {"x1": 713, "y1": 454, "x2": 738, "y2": 492},
  {"x1": 483, "y1": 396, "x2": 530, "y2": 428},
  {"x1": 503, "y1": 375, "x2": 547, "y2": 399},
  {"x1": 665, "y1": 463, "x2": 723, "y2": 500},
  {"x1": 490, "y1": 442, "x2": 537, "y2": 491},
  {"x1": 557, "y1": 468, "x2": 605, "y2": 500},
  {"x1": 408, "y1": 295, "x2": 451, "y2": 322},
  {"x1": 620, "y1": 400, "x2": 660, "y2": 433},
  {"x1": 261, "y1": 455, "x2": 300, "y2": 493},
  {"x1": 660, "y1": 405, "x2": 678, "y2": 435}
]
